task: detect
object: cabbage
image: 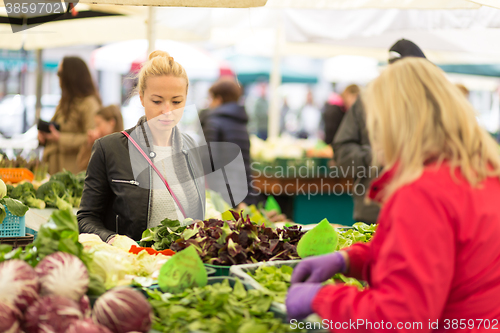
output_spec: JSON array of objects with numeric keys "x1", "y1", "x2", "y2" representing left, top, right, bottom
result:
[
  {"x1": 67, "y1": 320, "x2": 112, "y2": 333},
  {"x1": 86, "y1": 244, "x2": 136, "y2": 289},
  {"x1": 0, "y1": 179, "x2": 6, "y2": 198},
  {"x1": 111, "y1": 235, "x2": 138, "y2": 251},
  {"x1": 24, "y1": 295, "x2": 83, "y2": 333},
  {"x1": 35, "y1": 252, "x2": 89, "y2": 301},
  {"x1": 93, "y1": 287, "x2": 152, "y2": 333},
  {"x1": 0, "y1": 302, "x2": 21, "y2": 333},
  {"x1": 134, "y1": 251, "x2": 169, "y2": 277},
  {"x1": 0, "y1": 259, "x2": 40, "y2": 312},
  {"x1": 79, "y1": 234, "x2": 105, "y2": 249}
]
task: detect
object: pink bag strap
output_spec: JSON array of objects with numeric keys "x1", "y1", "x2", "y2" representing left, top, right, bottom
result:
[{"x1": 122, "y1": 130, "x2": 187, "y2": 218}]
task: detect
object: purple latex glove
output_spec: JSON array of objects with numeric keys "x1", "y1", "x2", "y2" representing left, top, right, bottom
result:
[
  {"x1": 286, "y1": 283, "x2": 323, "y2": 320},
  {"x1": 291, "y1": 252, "x2": 346, "y2": 284}
]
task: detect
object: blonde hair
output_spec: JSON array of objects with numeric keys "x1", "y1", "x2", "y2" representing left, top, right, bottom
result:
[
  {"x1": 137, "y1": 50, "x2": 189, "y2": 96},
  {"x1": 365, "y1": 57, "x2": 500, "y2": 202}
]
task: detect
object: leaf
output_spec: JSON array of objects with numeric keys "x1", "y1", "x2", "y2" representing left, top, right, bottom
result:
[
  {"x1": 0, "y1": 204, "x2": 5, "y2": 224},
  {"x1": 2, "y1": 198, "x2": 29, "y2": 217},
  {"x1": 233, "y1": 279, "x2": 247, "y2": 299}
]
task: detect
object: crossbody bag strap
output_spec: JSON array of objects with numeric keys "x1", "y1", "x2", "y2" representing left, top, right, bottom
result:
[{"x1": 122, "y1": 130, "x2": 187, "y2": 218}]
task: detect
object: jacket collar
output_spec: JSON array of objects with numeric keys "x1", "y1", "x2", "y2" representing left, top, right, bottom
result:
[{"x1": 368, "y1": 163, "x2": 398, "y2": 203}]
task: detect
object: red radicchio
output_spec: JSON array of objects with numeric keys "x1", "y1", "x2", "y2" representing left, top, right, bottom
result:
[
  {"x1": 0, "y1": 259, "x2": 39, "y2": 312},
  {"x1": 79, "y1": 295, "x2": 92, "y2": 318},
  {"x1": 35, "y1": 252, "x2": 89, "y2": 301},
  {"x1": 67, "y1": 320, "x2": 113, "y2": 333},
  {"x1": 0, "y1": 302, "x2": 21, "y2": 333},
  {"x1": 92, "y1": 287, "x2": 152, "y2": 333},
  {"x1": 24, "y1": 295, "x2": 83, "y2": 333}
]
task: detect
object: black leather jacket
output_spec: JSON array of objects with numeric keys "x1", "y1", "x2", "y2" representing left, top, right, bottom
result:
[{"x1": 77, "y1": 118, "x2": 206, "y2": 241}]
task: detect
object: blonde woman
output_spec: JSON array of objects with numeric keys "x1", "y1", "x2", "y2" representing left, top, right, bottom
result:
[
  {"x1": 78, "y1": 51, "x2": 205, "y2": 242},
  {"x1": 287, "y1": 58, "x2": 500, "y2": 326}
]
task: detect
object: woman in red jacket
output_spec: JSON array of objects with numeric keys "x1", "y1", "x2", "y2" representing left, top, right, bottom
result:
[{"x1": 287, "y1": 57, "x2": 500, "y2": 331}]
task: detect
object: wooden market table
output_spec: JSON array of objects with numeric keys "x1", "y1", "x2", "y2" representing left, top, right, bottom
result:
[{"x1": 251, "y1": 175, "x2": 356, "y2": 226}]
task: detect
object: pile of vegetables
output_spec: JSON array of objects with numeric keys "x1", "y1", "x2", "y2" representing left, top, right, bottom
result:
[
  {"x1": 79, "y1": 233, "x2": 174, "y2": 290},
  {"x1": 0, "y1": 252, "x2": 152, "y2": 333},
  {"x1": 250, "y1": 135, "x2": 333, "y2": 162},
  {"x1": 148, "y1": 278, "x2": 294, "y2": 333},
  {"x1": 337, "y1": 222, "x2": 377, "y2": 249},
  {"x1": 0, "y1": 208, "x2": 106, "y2": 296},
  {"x1": 247, "y1": 265, "x2": 364, "y2": 304},
  {"x1": 240, "y1": 222, "x2": 377, "y2": 303},
  {"x1": 3, "y1": 169, "x2": 85, "y2": 210},
  {"x1": 141, "y1": 211, "x2": 305, "y2": 266}
]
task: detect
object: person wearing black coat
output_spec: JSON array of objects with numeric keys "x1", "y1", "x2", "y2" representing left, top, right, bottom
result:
[{"x1": 200, "y1": 78, "x2": 256, "y2": 205}]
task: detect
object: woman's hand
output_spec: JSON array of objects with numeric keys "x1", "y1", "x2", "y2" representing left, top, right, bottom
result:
[
  {"x1": 44, "y1": 125, "x2": 61, "y2": 142},
  {"x1": 37, "y1": 131, "x2": 46, "y2": 145},
  {"x1": 291, "y1": 251, "x2": 349, "y2": 284}
]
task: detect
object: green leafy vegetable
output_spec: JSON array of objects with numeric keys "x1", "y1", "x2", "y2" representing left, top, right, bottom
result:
[
  {"x1": 170, "y1": 211, "x2": 305, "y2": 266},
  {"x1": 248, "y1": 265, "x2": 365, "y2": 304},
  {"x1": 139, "y1": 218, "x2": 186, "y2": 251},
  {"x1": 148, "y1": 279, "x2": 296, "y2": 333}
]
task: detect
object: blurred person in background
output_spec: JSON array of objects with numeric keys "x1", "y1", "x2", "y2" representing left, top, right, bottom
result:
[
  {"x1": 333, "y1": 39, "x2": 426, "y2": 224},
  {"x1": 297, "y1": 90, "x2": 321, "y2": 139},
  {"x1": 38, "y1": 56, "x2": 101, "y2": 174},
  {"x1": 253, "y1": 83, "x2": 269, "y2": 140},
  {"x1": 280, "y1": 96, "x2": 290, "y2": 135},
  {"x1": 287, "y1": 56, "x2": 500, "y2": 328},
  {"x1": 201, "y1": 77, "x2": 256, "y2": 205},
  {"x1": 77, "y1": 105, "x2": 124, "y2": 171},
  {"x1": 322, "y1": 84, "x2": 360, "y2": 145}
]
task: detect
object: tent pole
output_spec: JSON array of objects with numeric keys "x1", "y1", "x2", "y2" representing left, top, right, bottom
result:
[
  {"x1": 147, "y1": 7, "x2": 157, "y2": 55},
  {"x1": 268, "y1": 22, "x2": 282, "y2": 139},
  {"x1": 35, "y1": 49, "x2": 43, "y2": 122}
]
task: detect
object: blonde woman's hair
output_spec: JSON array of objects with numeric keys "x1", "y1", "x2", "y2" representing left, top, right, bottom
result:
[
  {"x1": 137, "y1": 50, "x2": 189, "y2": 96},
  {"x1": 365, "y1": 57, "x2": 500, "y2": 202}
]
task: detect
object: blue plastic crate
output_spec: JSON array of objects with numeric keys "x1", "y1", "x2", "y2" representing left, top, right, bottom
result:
[{"x1": 0, "y1": 206, "x2": 26, "y2": 237}]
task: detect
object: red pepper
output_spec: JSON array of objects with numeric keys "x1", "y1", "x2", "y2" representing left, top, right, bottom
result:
[{"x1": 129, "y1": 245, "x2": 175, "y2": 256}]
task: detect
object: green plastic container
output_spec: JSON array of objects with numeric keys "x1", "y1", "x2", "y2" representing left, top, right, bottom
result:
[{"x1": 204, "y1": 263, "x2": 231, "y2": 276}]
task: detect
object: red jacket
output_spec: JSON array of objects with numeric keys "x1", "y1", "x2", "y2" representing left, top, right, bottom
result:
[{"x1": 312, "y1": 164, "x2": 500, "y2": 332}]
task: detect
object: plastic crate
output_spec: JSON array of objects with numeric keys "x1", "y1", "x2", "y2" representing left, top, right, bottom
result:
[
  {"x1": 230, "y1": 260, "x2": 328, "y2": 332},
  {"x1": 0, "y1": 168, "x2": 34, "y2": 183},
  {"x1": 0, "y1": 233, "x2": 34, "y2": 248},
  {"x1": 0, "y1": 206, "x2": 26, "y2": 237},
  {"x1": 204, "y1": 263, "x2": 231, "y2": 276}
]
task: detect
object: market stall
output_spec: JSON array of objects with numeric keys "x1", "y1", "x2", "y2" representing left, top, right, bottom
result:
[
  {"x1": 0, "y1": 172, "x2": 377, "y2": 332},
  {"x1": 250, "y1": 135, "x2": 355, "y2": 226}
]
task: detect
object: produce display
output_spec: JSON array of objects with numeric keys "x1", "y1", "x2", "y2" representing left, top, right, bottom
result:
[
  {"x1": 241, "y1": 222, "x2": 377, "y2": 303},
  {"x1": 250, "y1": 135, "x2": 333, "y2": 162},
  {"x1": 0, "y1": 252, "x2": 153, "y2": 333},
  {"x1": 141, "y1": 211, "x2": 305, "y2": 266},
  {"x1": 79, "y1": 233, "x2": 174, "y2": 290},
  {"x1": 148, "y1": 279, "x2": 294, "y2": 333},
  {"x1": 3, "y1": 170, "x2": 85, "y2": 210},
  {"x1": 0, "y1": 155, "x2": 48, "y2": 182}
]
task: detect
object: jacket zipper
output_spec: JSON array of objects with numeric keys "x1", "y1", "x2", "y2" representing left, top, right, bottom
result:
[
  {"x1": 147, "y1": 164, "x2": 152, "y2": 228},
  {"x1": 183, "y1": 149, "x2": 205, "y2": 219},
  {"x1": 112, "y1": 179, "x2": 139, "y2": 186}
]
